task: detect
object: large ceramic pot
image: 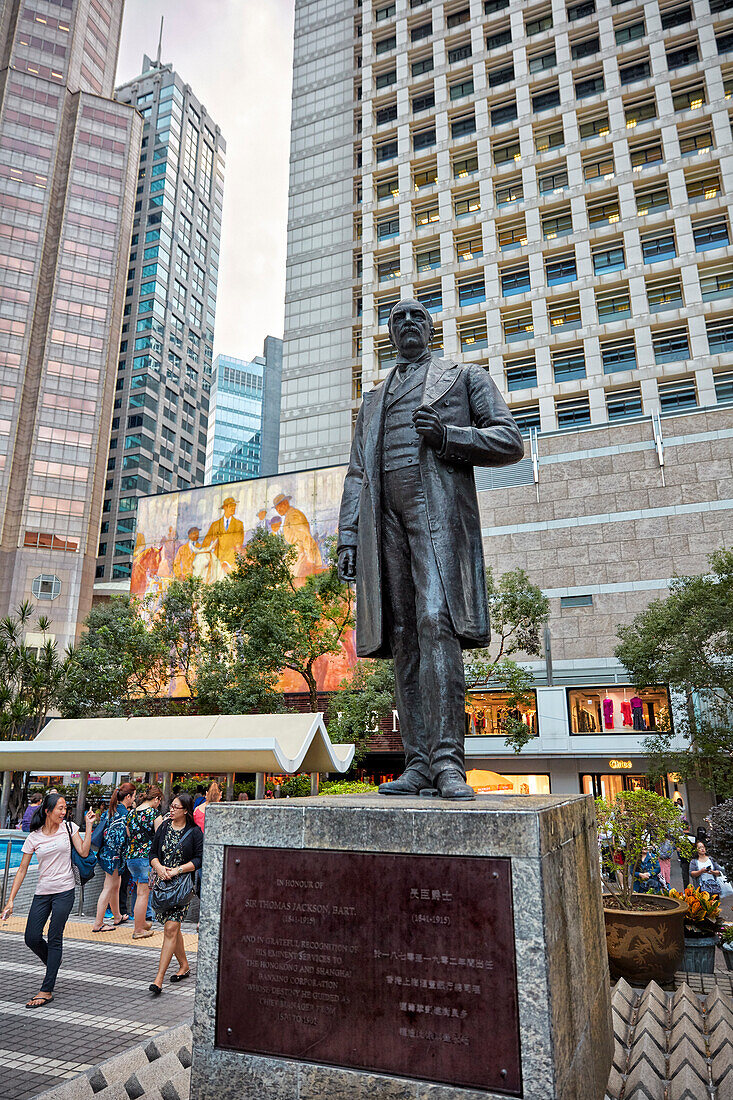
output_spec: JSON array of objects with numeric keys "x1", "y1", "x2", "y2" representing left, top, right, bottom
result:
[
  {"x1": 603, "y1": 894, "x2": 688, "y2": 985},
  {"x1": 682, "y1": 935, "x2": 717, "y2": 974},
  {"x1": 723, "y1": 944, "x2": 733, "y2": 972}
]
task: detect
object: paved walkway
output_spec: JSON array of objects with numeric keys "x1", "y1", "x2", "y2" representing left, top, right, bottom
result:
[{"x1": 0, "y1": 923, "x2": 195, "y2": 1100}]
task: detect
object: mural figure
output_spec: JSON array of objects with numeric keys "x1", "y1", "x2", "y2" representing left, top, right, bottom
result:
[
  {"x1": 198, "y1": 496, "x2": 245, "y2": 578},
  {"x1": 273, "y1": 492, "x2": 322, "y2": 581},
  {"x1": 338, "y1": 298, "x2": 524, "y2": 801}
]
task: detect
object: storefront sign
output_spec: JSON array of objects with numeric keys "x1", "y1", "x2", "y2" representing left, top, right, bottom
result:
[
  {"x1": 217, "y1": 847, "x2": 521, "y2": 1094},
  {"x1": 609, "y1": 759, "x2": 633, "y2": 770}
]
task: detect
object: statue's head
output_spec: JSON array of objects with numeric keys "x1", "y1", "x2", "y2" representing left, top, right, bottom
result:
[{"x1": 388, "y1": 298, "x2": 434, "y2": 358}]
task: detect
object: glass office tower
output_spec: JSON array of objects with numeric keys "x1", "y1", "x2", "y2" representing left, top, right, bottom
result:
[
  {"x1": 205, "y1": 337, "x2": 283, "y2": 485},
  {"x1": 98, "y1": 55, "x2": 226, "y2": 581},
  {"x1": 0, "y1": 0, "x2": 142, "y2": 648}
]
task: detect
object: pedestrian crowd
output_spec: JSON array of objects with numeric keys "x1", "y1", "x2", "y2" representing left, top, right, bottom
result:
[
  {"x1": 601, "y1": 804, "x2": 733, "y2": 898},
  {"x1": 0, "y1": 779, "x2": 222, "y2": 1005}
]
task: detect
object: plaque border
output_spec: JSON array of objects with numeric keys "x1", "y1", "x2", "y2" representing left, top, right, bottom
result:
[{"x1": 214, "y1": 844, "x2": 523, "y2": 1097}]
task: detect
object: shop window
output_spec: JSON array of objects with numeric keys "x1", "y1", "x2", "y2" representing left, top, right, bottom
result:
[
  {"x1": 465, "y1": 690, "x2": 538, "y2": 738},
  {"x1": 467, "y1": 770, "x2": 550, "y2": 795},
  {"x1": 569, "y1": 686, "x2": 670, "y2": 734},
  {"x1": 582, "y1": 773, "x2": 668, "y2": 802}
]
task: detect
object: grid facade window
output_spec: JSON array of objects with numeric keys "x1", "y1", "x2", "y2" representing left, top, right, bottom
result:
[{"x1": 280, "y1": 0, "x2": 733, "y2": 469}]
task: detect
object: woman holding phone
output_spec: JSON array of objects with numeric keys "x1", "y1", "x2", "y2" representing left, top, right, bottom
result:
[{"x1": 1, "y1": 792, "x2": 95, "y2": 1007}]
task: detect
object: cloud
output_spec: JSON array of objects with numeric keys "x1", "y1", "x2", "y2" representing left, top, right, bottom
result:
[{"x1": 117, "y1": 0, "x2": 295, "y2": 359}]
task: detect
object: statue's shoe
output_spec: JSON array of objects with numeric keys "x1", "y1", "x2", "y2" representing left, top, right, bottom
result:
[
  {"x1": 378, "y1": 771, "x2": 432, "y2": 796},
  {"x1": 434, "y1": 770, "x2": 476, "y2": 801}
]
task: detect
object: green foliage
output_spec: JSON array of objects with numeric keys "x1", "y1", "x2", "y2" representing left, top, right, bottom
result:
[
  {"x1": 0, "y1": 602, "x2": 66, "y2": 819},
  {"x1": 464, "y1": 567, "x2": 549, "y2": 753},
  {"x1": 327, "y1": 660, "x2": 395, "y2": 764},
  {"x1": 0, "y1": 601, "x2": 63, "y2": 740},
  {"x1": 595, "y1": 790, "x2": 692, "y2": 910},
  {"x1": 58, "y1": 598, "x2": 168, "y2": 717},
  {"x1": 616, "y1": 549, "x2": 733, "y2": 798},
  {"x1": 203, "y1": 530, "x2": 354, "y2": 710},
  {"x1": 319, "y1": 779, "x2": 379, "y2": 796}
]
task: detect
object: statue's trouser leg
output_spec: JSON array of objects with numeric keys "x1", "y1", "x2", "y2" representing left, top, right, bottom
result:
[
  {"x1": 382, "y1": 483, "x2": 431, "y2": 785},
  {"x1": 382, "y1": 468, "x2": 466, "y2": 783}
]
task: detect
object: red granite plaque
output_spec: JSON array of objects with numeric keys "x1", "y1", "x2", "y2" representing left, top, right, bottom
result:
[{"x1": 216, "y1": 847, "x2": 522, "y2": 1095}]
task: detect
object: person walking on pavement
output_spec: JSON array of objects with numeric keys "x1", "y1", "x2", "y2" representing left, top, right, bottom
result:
[
  {"x1": 658, "y1": 834, "x2": 675, "y2": 887},
  {"x1": 1, "y1": 793, "x2": 95, "y2": 1007},
  {"x1": 21, "y1": 794, "x2": 42, "y2": 832},
  {"x1": 125, "y1": 784, "x2": 164, "y2": 939},
  {"x1": 148, "y1": 793, "x2": 203, "y2": 994},
  {"x1": 92, "y1": 782, "x2": 135, "y2": 933}
]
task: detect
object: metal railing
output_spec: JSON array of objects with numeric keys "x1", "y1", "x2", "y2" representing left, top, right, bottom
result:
[{"x1": 1, "y1": 839, "x2": 11, "y2": 912}]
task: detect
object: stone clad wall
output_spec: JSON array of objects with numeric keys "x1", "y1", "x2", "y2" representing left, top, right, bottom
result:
[{"x1": 478, "y1": 406, "x2": 733, "y2": 664}]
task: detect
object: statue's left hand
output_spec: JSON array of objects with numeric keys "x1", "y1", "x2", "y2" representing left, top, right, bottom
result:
[{"x1": 413, "y1": 405, "x2": 446, "y2": 450}]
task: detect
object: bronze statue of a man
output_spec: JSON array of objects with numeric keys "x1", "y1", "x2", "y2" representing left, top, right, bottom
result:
[{"x1": 337, "y1": 299, "x2": 524, "y2": 800}]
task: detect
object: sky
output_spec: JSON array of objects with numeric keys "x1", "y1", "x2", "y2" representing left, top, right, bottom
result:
[{"x1": 116, "y1": 0, "x2": 295, "y2": 359}]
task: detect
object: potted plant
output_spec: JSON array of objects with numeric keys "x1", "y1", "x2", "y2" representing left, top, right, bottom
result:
[
  {"x1": 719, "y1": 925, "x2": 733, "y2": 972},
  {"x1": 596, "y1": 789, "x2": 691, "y2": 985},
  {"x1": 669, "y1": 884, "x2": 723, "y2": 973}
]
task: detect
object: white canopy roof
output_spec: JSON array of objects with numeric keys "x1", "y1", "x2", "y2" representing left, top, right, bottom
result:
[{"x1": 0, "y1": 713, "x2": 354, "y2": 774}]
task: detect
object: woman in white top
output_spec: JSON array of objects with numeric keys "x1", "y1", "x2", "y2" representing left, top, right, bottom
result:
[
  {"x1": 1, "y1": 792, "x2": 95, "y2": 1007},
  {"x1": 689, "y1": 841, "x2": 724, "y2": 894}
]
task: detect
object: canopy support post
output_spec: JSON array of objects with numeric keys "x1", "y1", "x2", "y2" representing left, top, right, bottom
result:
[
  {"x1": 310, "y1": 772, "x2": 319, "y2": 797},
  {"x1": 75, "y1": 770, "x2": 88, "y2": 826},
  {"x1": 226, "y1": 773, "x2": 235, "y2": 801},
  {"x1": 162, "y1": 772, "x2": 172, "y2": 803},
  {"x1": 0, "y1": 771, "x2": 11, "y2": 827},
  {"x1": 255, "y1": 772, "x2": 265, "y2": 800}
]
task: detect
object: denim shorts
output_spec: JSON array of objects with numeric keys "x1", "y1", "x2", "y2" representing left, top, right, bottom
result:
[{"x1": 126, "y1": 856, "x2": 151, "y2": 884}]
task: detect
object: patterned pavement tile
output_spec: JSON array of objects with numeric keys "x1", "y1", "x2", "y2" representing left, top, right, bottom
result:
[{"x1": 0, "y1": 927, "x2": 194, "y2": 1099}]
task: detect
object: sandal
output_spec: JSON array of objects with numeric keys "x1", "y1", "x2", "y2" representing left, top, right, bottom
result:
[
  {"x1": 26, "y1": 994, "x2": 53, "y2": 1008},
  {"x1": 92, "y1": 925, "x2": 114, "y2": 933},
  {"x1": 113, "y1": 915, "x2": 129, "y2": 926},
  {"x1": 132, "y1": 930, "x2": 155, "y2": 939}
]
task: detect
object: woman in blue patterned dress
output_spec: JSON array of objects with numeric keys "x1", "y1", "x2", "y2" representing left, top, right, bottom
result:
[{"x1": 92, "y1": 782, "x2": 135, "y2": 933}]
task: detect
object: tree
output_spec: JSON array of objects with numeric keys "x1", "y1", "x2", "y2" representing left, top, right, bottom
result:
[
  {"x1": 204, "y1": 529, "x2": 354, "y2": 711},
  {"x1": 59, "y1": 598, "x2": 169, "y2": 716},
  {"x1": 464, "y1": 567, "x2": 550, "y2": 751},
  {"x1": 595, "y1": 789, "x2": 691, "y2": 910},
  {"x1": 0, "y1": 601, "x2": 65, "y2": 819},
  {"x1": 327, "y1": 659, "x2": 396, "y2": 764},
  {"x1": 153, "y1": 575, "x2": 205, "y2": 697},
  {"x1": 615, "y1": 549, "x2": 733, "y2": 799}
]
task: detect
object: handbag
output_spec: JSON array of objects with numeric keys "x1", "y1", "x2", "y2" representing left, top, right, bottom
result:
[
  {"x1": 90, "y1": 814, "x2": 107, "y2": 852},
  {"x1": 152, "y1": 870, "x2": 196, "y2": 914},
  {"x1": 151, "y1": 825, "x2": 195, "y2": 914},
  {"x1": 65, "y1": 823, "x2": 97, "y2": 886}
]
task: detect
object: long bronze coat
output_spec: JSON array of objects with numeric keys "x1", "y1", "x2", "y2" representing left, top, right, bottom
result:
[{"x1": 337, "y1": 355, "x2": 525, "y2": 658}]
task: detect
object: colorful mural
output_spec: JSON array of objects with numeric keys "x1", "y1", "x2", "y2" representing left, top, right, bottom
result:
[{"x1": 130, "y1": 466, "x2": 355, "y2": 696}]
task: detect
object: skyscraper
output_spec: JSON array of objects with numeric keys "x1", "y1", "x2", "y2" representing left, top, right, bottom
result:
[
  {"x1": 97, "y1": 55, "x2": 225, "y2": 582},
  {"x1": 0, "y1": 0, "x2": 142, "y2": 649},
  {"x1": 281, "y1": 0, "x2": 733, "y2": 469},
  {"x1": 205, "y1": 337, "x2": 283, "y2": 485}
]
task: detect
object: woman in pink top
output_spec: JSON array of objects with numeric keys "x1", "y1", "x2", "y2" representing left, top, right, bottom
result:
[
  {"x1": 193, "y1": 780, "x2": 222, "y2": 830},
  {"x1": 1, "y1": 792, "x2": 95, "y2": 1008}
]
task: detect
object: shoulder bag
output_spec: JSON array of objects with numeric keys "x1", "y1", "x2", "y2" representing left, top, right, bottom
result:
[
  {"x1": 151, "y1": 825, "x2": 196, "y2": 914},
  {"x1": 66, "y1": 822, "x2": 97, "y2": 885}
]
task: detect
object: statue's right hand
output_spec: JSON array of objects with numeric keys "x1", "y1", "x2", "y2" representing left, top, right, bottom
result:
[{"x1": 338, "y1": 547, "x2": 357, "y2": 583}]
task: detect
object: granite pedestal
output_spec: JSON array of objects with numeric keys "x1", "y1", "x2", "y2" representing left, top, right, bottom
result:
[{"x1": 191, "y1": 795, "x2": 612, "y2": 1100}]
